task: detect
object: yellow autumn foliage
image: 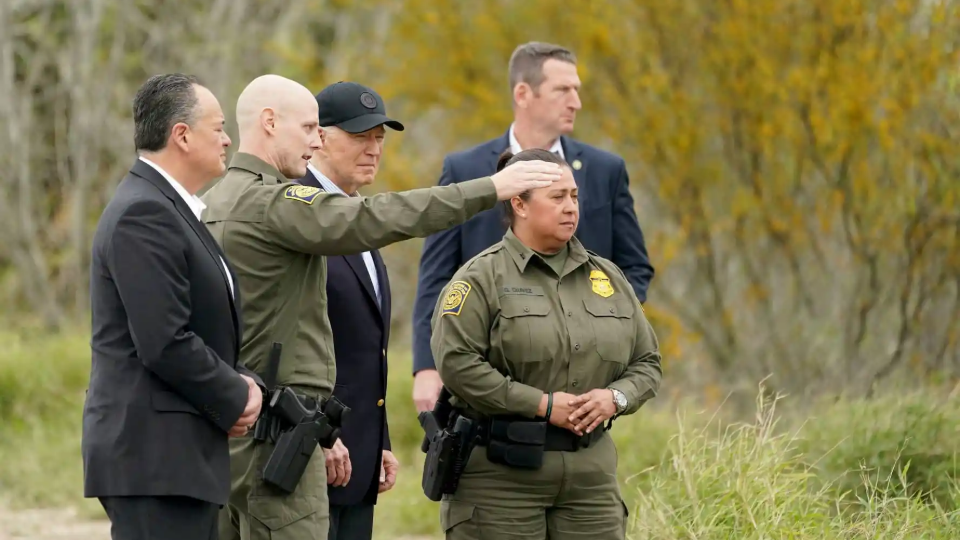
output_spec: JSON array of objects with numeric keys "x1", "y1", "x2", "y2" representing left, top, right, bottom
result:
[{"x1": 283, "y1": 0, "x2": 960, "y2": 398}]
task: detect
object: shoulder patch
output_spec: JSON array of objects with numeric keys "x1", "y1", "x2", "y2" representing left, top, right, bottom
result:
[
  {"x1": 589, "y1": 269, "x2": 615, "y2": 298},
  {"x1": 283, "y1": 185, "x2": 322, "y2": 204},
  {"x1": 441, "y1": 281, "x2": 472, "y2": 317}
]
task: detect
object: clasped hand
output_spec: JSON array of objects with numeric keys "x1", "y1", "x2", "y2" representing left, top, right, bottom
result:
[
  {"x1": 228, "y1": 375, "x2": 263, "y2": 437},
  {"x1": 546, "y1": 389, "x2": 617, "y2": 436}
]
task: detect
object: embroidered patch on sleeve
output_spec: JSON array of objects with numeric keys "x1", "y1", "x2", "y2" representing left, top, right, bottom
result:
[
  {"x1": 283, "y1": 185, "x2": 322, "y2": 205},
  {"x1": 441, "y1": 281, "x2": 472, "y2": 317}
]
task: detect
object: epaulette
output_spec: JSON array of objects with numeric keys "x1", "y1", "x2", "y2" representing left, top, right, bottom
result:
[{"x1": 458, "y1": 243, "x2": 506, "y2": 273}]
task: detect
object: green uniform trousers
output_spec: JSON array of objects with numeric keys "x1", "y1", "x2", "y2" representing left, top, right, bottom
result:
[
  {"x1": 218, "y1": 435, "x2": 329, "y2": 540},
  {"x1": 440, "y1": 431, "x2": 629, "y2": 540}
]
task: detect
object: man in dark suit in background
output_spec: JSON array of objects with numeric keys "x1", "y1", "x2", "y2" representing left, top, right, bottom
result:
[
  {"x1": 410, "y1": 41, "x2": 657, "y2": 412},
  {"x1": 297, "y1": 81, "x2": 403, "y2": 540},
  {"x1": 83, "y1": 73, "x2": 264, "y2": 540}
]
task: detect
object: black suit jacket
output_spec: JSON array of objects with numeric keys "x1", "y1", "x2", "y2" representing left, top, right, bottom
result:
[
  {"x1": 82, "y1": 158, "x2": 262, "y2": 506},
  {"x1": 411, "y1": 130, "x2": 655, "y2": 373},
  {"x1": 298, "y1": 170, "x2": 392, "y2": 506}
]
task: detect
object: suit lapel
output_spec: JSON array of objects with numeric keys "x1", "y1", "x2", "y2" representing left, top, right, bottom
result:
[
  {"x1": 560, "y1": 136, "x2": 587, "y2": 195},
  {"x1": 488, "y1": 132, "x2": 511, "y2": 168},
  {"x1": 343, "y1": 253, "x2": 381, "y2": 320},
  {"x1": 131, "y1": 160, "x2": 240, "y2": 351},
  {"x1": 298, "y1": 169, "x2": 322, "y2": 189},
  {"x1": 371, "y1": 249, "x2": 389, "y2": 321}
]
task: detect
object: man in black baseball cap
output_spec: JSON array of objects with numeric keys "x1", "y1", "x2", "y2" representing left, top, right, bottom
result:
[
  {"x1": 297, "y1": 81, "x2": 403, "y2": 540},
  {"x1": 316, "y1": 81, "x2": 405, "y2": 134}
]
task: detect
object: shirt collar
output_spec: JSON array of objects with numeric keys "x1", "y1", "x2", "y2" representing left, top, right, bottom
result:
[
  {"x1": 502, "y1": 227, "x2": 588, "y2": 275},
  {"x1": 138, "y1": 156, "x2": 205, "y2": 220},
  {"x1": 226, "y1": 152, "x2": 286, "y2": 185},
  {"x1": 508, "y1": 123, "x2": 564, "y2": 159},
  {"x1": 306, "y1": 162, "x2": 357, "y2": 197}
]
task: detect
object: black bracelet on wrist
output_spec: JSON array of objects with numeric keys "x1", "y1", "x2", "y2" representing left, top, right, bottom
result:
[{"x1": 545, "y1": 392, "x2": 554, "y2": 420}]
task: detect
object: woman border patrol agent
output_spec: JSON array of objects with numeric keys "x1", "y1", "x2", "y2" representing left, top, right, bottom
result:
[{"x1": 428, "y1": 148, "x2": 663, "y2": 539}]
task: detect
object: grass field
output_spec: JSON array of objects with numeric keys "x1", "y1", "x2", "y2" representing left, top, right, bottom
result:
[{"x1": 2, "y1": 328, "x2": 959, "y2": 539}]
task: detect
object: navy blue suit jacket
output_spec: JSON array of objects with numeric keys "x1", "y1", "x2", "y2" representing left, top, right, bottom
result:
[
  {"x1": 298, "y1": 170, "x2": 392, "y2": 506},
  {"x1": 411, "y1": 130, "x2": 655, "y2": 374}
]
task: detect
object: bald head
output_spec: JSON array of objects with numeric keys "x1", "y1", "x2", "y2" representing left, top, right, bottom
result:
[{"x1": 235, "y1": 74, "x2": 320, "y2": 179}]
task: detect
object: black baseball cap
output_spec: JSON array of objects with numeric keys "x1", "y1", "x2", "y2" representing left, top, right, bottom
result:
[{"x1": 315, "y1": 81, "x2": 405, "y2": 133}]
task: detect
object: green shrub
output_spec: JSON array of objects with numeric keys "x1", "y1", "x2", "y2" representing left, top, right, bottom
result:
[
  {"x1": 796, "y1": 392, "x2": 960, "y2": 511},
  {"x1": 631, "y1": 392, "x2": 960, "y2": 539}
]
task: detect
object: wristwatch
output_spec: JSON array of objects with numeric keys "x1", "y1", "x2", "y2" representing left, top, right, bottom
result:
[{"x1": 609, "y1": 388, "x2": 627, "y2": 414}]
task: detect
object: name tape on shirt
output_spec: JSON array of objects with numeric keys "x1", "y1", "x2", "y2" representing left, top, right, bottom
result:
[
  {"x1": 500, "y1": 286, "x2": 544, "y2": 296},
  {"x1": 284, "y1": 185, "x2": 322, "y2": 205},
  {"x1": 590, "y1": 270, "x2": 615, "y2": 298},
  {"x1": 442, "y1": 281, "x2": 472, "y2": 317}
]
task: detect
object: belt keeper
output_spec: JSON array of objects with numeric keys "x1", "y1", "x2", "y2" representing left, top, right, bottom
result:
[{"x1": 545, "y1": 393, "x2": 554, "y2": 420}]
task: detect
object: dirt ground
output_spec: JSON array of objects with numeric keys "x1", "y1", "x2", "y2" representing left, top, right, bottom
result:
[
  {"x1": 0, "y1": 506, "x2": 109, "y2": 540},
  {"x1": 0, "y1": 504, "x2": 434, "y2": 540}
]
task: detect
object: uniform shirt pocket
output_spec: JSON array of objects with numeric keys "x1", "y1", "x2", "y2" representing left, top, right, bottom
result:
[
  {"x1": 498, "y1": 296, "x2": 552, "y2": 363},
  {"x1": 582, "y1": 297, "x2": 634, "y2": 365}
]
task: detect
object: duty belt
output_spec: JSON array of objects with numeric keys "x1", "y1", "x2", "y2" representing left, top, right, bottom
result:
[{"x1": 475, "y1": 417, "x2": 606, "y2": 452}]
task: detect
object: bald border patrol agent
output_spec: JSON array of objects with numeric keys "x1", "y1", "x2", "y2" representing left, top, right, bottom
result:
[
  {"x1": 427, "y1": 148, "x2": 662, "y2": 540},
  {"x1": 202, "y1": 75, "x2": 562, "y2": 540}
]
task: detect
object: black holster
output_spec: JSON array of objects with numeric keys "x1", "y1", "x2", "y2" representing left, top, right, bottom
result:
[
  {"x1": 253, "y1": 388, "x2": 352, "y2": 494},
  {"x1": 418, "y1": 388, "x2": 479, "y2": 501}
]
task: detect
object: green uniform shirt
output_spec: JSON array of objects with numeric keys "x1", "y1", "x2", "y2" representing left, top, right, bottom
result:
[
  {"x1": 430, "y1": 228, "x2": 662, "y2": 419},
  {"x1": 201, "y1": 152, "x2": 498, "y2": 398}
]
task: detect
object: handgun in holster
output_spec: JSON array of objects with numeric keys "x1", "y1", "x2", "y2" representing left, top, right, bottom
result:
[
  {"x1": 417, "y1": 386, "x2": 478, "y2": 501},
  {"x1": 249, "y1": 343, "x2": 344, "y2": 494}
]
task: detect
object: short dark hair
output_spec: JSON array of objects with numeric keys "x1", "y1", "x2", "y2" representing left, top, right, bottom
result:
[
  {"x1": 132, "y1": 73, "x2": 202, "y2": 152},
  {"x1": 496, "y1": 148, "x2": 570, "y2": 227},
  {"x1": 508, "y1": 42, "x2": 577, "y2": 96}
]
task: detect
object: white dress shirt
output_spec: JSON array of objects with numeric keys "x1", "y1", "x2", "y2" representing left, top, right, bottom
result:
[
  {"x1": 306, "y1": 162, "x2": 381, "y2": 305},
  {"x1": 138, "y1": 156, "x2": 235, "y2": 297},
  {"x1": 508, "y1": 123, "x2": 564, "y2": 158}
]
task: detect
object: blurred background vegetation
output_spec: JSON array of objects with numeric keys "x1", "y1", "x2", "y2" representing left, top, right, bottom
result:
[{"x1": 2, "y1": 0, "x2": 960, "y2": 538}]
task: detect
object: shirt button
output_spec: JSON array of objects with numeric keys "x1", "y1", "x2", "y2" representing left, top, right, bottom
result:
[
  {"x1": 574, "y1": 343, "x2": 580, "y2": 350},
  {"x1": 523, "y1": 306, "x2": 530, "y2": 313},
  {"x1": 609, "y1": 307, "x2": 615, "y2": 313},
  {"x1": 567, "y1": 311, "x2": 572, "y2": 317},
  {"x1": 572, "y1": 381, "x2": 579, "y2": 387},
  {"x1": 377, "y1": 399, "x2": 384, "y2": 407}
]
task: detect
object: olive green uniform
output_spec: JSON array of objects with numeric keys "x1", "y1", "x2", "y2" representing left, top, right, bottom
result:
[
  {"x1": 430, "y1": 229, "x2": 662, "y2": 540},
  {"x1": 200, "y1": 153, "x2": 499, "y2": 540}
]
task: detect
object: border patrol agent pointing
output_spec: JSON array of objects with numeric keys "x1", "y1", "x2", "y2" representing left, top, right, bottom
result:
[
  {"x1": 423, "y1": 148, "x2": 662, "y2": 540},
  {"x1": 202, "y1": 75, "x2": 562, "y2": 540}
]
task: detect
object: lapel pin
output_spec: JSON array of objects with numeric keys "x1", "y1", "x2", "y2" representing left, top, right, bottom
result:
[{"x1": 572, "y1": 159, "x2": 582, "y2": 170}]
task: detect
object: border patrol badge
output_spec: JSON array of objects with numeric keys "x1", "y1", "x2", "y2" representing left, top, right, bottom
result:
[
  {"x1": 284, "y1": 185, "x2": 322, "y2": 205},
  {"x1": 590, "y1": 270, "x2": 614, "y2": 298},
  {"x1": 442, "y1": 281, "x2": 472, "y2": 316}
]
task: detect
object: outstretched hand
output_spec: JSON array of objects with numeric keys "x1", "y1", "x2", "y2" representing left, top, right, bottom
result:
[{"x1": 490, "y1": 160, "x2": 563, "y2": 200}]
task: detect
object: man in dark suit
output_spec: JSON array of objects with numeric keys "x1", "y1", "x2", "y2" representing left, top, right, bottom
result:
[
  {"x1": 83, "y1": 73, "x2": 264, "y2": 540},
  {"x1": 411, "y1": 41, "x2": 656, "y2": 411},
  {"x1": 296, "y1": 81, "x2": 403, "y2": 540}
]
